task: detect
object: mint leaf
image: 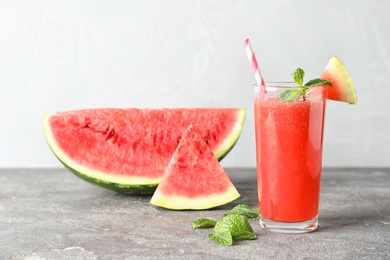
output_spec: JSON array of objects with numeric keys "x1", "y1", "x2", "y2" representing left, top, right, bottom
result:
[
  {"x1": 192, "y1": 218, "x2": 216, "y2": 229},
  {"x1": 214, "y1": 215, "x2": 256, "y2": 241},
  {"x1": 208, "y1": 231, "x2": 233, "y2": 246},
  {"x1": 305, "y1": 78, "x2": 332, "y2": 87},
  {"x1": 279, "y1": 68, "x2": 332, "y2": 102},
  {"x1": 279, "y1": 89, "x2": 304, "y2": 102},
  {"x1": 224, "y1": 204, "x2": 260, "y2": 220},
  {"x1": 291, "y1": 67, "x2": 305, "y2": 86},
  {"x1": 193, "y1": 204, "x2": 258, "y2": 246},
  {"x1": 279, "y1": 87, "x2": 311, "y2": 102}
]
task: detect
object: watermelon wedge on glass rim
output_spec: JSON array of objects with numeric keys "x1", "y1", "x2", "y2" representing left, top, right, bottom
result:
[
  {"x1": 42, "y1": 108, "x2": 246, "y2": 194},
  {"x1": 321, "y1": 56, "x2": 357, "y2": 104}
]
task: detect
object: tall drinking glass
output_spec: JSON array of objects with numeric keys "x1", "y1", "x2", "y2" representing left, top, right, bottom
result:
[{"x1": 254, "y1": 82, "x2": 327, "y2": 233}]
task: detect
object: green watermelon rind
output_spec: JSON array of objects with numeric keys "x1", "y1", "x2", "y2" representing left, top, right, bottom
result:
[
  {"x1": 62, "y1": 158, "x2": 157, "y2": 194},
  {"x1": 213, "y1": 108, "x2": 246, "y2": 161},
  {"x1": 150, "y1": 185, "x2": 241, "y2": 210},
  {"x1": 43, "y1": 114, "x2": 161, "y2": 194},
  {"x1": 42, "y1": 109, "x2": 246, "y2": 194}
]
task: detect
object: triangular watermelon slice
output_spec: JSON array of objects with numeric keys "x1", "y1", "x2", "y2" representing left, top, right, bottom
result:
[
  {"x1": 150, "y1": 124, "x2": 240, "y2": 210},
  {"x1": 321, "y1": 56, "x2": 357, "y2": 104},
  {"x1": 43, "y1": 108, "x2": 246, "y2": 194}
]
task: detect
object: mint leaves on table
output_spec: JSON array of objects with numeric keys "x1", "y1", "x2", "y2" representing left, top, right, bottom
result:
[
  {"x1": 208, "y1": 230, "x2": 233, "y2": 246},
  {"x1": 192, "y1": 204, "x2": 259, "y2": 246},
  {"x1": 208, "y1": 214, "x2": 256, "y2": 245},
  {"x1": 192, "y1": 218, "x2": 217, "y2": 229},
  {"x1": 279, "y1": 67, "x2": 332, "y2": 102},
  {"x1": 224, "y1": 204, "x2": 260, "y2": 220}
]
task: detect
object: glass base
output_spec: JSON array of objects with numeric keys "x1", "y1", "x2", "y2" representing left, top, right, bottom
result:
[{"x1": 259, "y1": 216, "x2": 318, "y2": 234}]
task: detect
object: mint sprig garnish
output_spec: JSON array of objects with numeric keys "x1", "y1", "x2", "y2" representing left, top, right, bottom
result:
[
  {"x1": 291, "y1": 67, "x2": 305, "y2": 85},
  {"x1": 279, "y1": 67, "x2": 332, "y2": 102},
  {"x1": 192, "y1": 204, "x2": 258, "y2": 246}
]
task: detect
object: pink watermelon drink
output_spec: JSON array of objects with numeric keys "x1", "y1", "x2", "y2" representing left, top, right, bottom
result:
[
  {"x1": 254, "y1": 82, "x2": 327, "y2": 233},
  {"x1": 247, "y1": 55, "x2": 357, "y2": 233}
]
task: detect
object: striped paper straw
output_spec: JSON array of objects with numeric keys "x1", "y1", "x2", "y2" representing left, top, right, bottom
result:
[{"x1": 243, "y1": 38, "x2": 265, "y2": 86}]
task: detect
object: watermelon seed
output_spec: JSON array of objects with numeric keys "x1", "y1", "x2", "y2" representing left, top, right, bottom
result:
[
  {"x1": 103, "y1": 127, "x2": 116, "y2": 140},
  {"x1": 83, "y1": 118, "x2": 92, "y2": 128},
  {"x1": 205, "y1": 133, "x2": 217, "y2": 144},
  {"x1": 153, "y1": 135, "x2": 158, "y2": 145}
]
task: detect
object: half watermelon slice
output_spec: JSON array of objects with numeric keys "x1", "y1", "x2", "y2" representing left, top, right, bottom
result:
[
  {"x1": 43, "y1": 108, "x2": 246, "y2": 194},
  {"x1": 150, "y1": 124, "x2": 240, "y2": 210}
]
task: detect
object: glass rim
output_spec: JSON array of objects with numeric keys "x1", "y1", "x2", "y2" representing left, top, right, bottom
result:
[{"x1": 254, "y1": 82, "x2": 328, "y2": 88}]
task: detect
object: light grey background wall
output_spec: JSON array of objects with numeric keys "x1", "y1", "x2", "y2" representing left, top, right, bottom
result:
[{"x1": 0, "y1": 0, "x2": 389, "y2": 168}]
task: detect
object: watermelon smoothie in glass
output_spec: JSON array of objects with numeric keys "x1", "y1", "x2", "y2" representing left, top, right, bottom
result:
[{"x1": 254, "y1": 82, "x2": 327, "y2": 233}]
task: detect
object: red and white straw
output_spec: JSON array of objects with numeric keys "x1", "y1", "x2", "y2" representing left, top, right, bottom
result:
[{"x1": 243, "y1": 38, "x2": 265, "y2": 86}]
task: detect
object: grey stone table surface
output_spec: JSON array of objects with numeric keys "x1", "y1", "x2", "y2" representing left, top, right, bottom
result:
[{"x1": 0, "y1": 168, "x2": 389, "y2": 260}]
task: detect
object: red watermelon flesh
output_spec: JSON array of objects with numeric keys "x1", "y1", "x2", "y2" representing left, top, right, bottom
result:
[
  {"x1": 43, "y1": 108, "x2": 246, "y2": 194},
  {"x1": 150, "y1": 124, "x2": 240, "y2": 209}
]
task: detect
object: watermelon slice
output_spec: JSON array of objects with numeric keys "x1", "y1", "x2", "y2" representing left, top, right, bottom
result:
[
  {"x1": 321, "y1": 56, "x2": 357, "y2": 104},
  {"x1": 150, "y1": 124, "x2": 240, "y2": 210},
  {"x1": 43, "y1": 108, "x2": 246, "y2": 194}
]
